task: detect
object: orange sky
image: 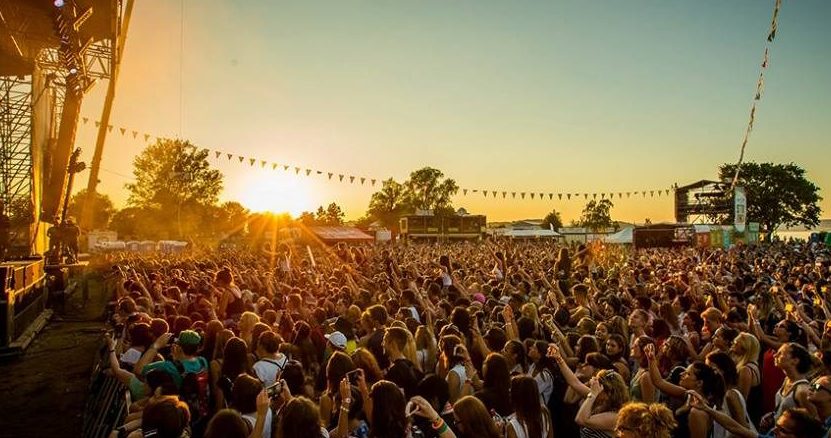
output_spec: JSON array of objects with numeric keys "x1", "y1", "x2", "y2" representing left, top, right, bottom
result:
[{"x1": 71, "y1": 1, "x2": 830, "y2": 224}]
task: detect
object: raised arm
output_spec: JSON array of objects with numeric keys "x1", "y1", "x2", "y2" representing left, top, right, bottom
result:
[
  {"x1": 547, "y1": 344, "x2": 590, "y2": 398},
  {"x1": 644, "y1": 344, "x2": 686, "y2": 398}
]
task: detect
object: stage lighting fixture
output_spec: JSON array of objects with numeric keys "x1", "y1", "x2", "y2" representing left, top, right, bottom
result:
[{"x1": 54, "y1": 0, "x2": 65, "y2": 7}]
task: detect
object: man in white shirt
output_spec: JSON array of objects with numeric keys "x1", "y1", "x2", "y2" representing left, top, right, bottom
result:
[{"x1": 253, "y1": 331, "x2": 287, "y2": 387}]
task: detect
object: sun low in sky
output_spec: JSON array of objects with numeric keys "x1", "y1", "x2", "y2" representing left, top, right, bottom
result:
[
  {"x1": 73, "y1": 0, "x2": 831, "y2": 223},
  {"x1": 233, "y1": 171, "x2": 317, "y2": 217}
]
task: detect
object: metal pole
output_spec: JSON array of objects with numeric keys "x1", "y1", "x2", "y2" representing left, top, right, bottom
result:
[{"x1": 81, "y1": 0, "x2": 135, "y2": 230}]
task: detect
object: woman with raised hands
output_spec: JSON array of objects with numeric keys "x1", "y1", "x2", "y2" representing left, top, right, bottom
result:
[
  {"x1": 644, "y1": 343, "x2": 723, "y2": 438},
  {"x1": 574, "y1": 370, "x2": 629, "y2": 438}
]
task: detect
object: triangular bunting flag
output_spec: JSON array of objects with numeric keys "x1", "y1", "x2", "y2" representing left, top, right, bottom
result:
[
  {"x1": 502, "y1": 192, "x2": 507, "y2": 199},
  {"x1": 339, "y1": 174, "x2": 345, "y2": 182},
  {"x1": 144, "y1": 134, "x2": 150, "y2": 141},
  {"x1": 261, "y1": 160, "x2": 267, "y2": 168},
  {"x1": 548, "y1": 193, "x2": 553, "y2": 200},
  {"x1": 95, "y1": 121, "x2": 100, "y2": 127},
  {"x1": 227, "y1": 153, "x2": 233, "y2": 160},
  {"x1": 618, "y1": 193, "x2": 623, "y2": 198},
  {"x1": 132, "y1": 130, "x2": 138, "y2": 138},
  {"x1": 521, "y1": 193, "x2": 526, "y2": 199},
  {"x1": 601, "y1": 193, "x2": 606, "y2": 199},
  {"x1": 762, "y1": 48, "x2": 769, "y2": 68},
  {"x1": 82, "y1": 117, "x2": 88, "y2": 124},
  {"x1": 238, "y1": 156, "x2": 245, "y2": 163},
  {"x1": 306, "y1": 169, "x2": 312, "y2": 176},
  {"x1": 371, "y1": 179, "x2": 376, "y2": 186},
  {"x1": 491, "y1": 191, "x2": 497, "y2": 198},
  {"x1": 272, "y1": 163, "x2": 278, "y2": 170},
  {"x1": 472, "y1": 190, "x2": 478, "y2": 193},
  {"x1": 120, "y1": 127, "x2": 126, "y2": 135},
  {"x1": 642, "y1": 191, "x2": 646, "y2": 197},
  {"x1": 511, "y1": 192, "x2": 516, "y2": 199},
  {"x1": 360, "y1": 177, "x2": 365, "y2": 184},
  {"x1": 650, "y1": 191, "x2": 655, "y2": 197},
  {"x1": 557, "y1": 194, "x2": 562, "y2": 200},
  {"x1": 627, "y1": 192, "x2": 631, "y2": 198},
  {"x1": 249, "y1": 158, "x2": 256, "y2": 166},
  {"x1": 584, "y1": 194, "x2": 588, "y2": 200},
  {"x1": 215, "y1": 151, "x2": 221, "y2": 159},
  {"x1": 295, "y1": 167, "x2": 301, "y2": 174},
  {"x1": 349, "y1": 176, "x2": 355, "y2": 183},
  {"x1": 328, "y1": 173, "x2": 334, "y2": 180},
  {"x1": 593, "y1": 194, "x2": 597, "y2": 199},
  {"x1": 767, "y1": 0, "x2": 781, "y2": 42},
  {"x1": 463, "y1": 189, "x2": 468, "y2": 195},
  {"x1": 284, "y1": 165, "x2": 290, "y2": 171},
  {"x1": 482, "y1": 191, "x2": 487, "y2": 198},
  {"x1": 316, "y1": 170, "x2": 322, "y2": 175},
  {"x1": 107, "y1": 125, "x2": 113, "y2": 132},
  {"x1": 665, "y1": 189, "x2": 670, "y2": 196},
  {"x1": 530, "y1": 193, "x2": 535, "y2": 199},
  {"x1": 567, "y1": 194, "x2": 571, "y2": 200}
]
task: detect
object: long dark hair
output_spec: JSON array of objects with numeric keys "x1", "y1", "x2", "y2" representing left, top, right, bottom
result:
[
  {"x1": 221, "y1": 337, "x2": 252, "y2": 379},
  {"x1": 511, "y1": 376, "x2": 544, "y2": 438},
  {"x1": 276, "y1": 397, "x2": 324, "y2": 438},
  {"x1": 369, "y1": 380, "x2": 407, "y2": 438},
  {"x1": 482, "y1": 353, "x2": 511, "y2": 395}
]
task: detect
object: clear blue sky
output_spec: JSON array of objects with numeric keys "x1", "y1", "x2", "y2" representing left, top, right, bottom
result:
[{"x1": 75, "y1": 0, "x2": 831, "y2": 223}]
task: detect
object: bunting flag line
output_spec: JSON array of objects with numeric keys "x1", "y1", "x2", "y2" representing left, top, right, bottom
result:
[
  {"x1": 732, "y1": 0, "x2": 782, "y2": 189},
  {"x1": 78, "y1": 115, "x2": 678, "y2": 204},
  {"x1": 767, "y1": 0, "x2": 781, "y2": 42}
]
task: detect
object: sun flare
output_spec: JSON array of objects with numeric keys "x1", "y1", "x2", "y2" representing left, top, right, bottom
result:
[{"x1": 237, "y1": 173, "x2": 315, "y2": 217}]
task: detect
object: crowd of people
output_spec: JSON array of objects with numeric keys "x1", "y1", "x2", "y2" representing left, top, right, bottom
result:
[{"x1": 100, "y1": 237, "x2": 831, "y2": 438}]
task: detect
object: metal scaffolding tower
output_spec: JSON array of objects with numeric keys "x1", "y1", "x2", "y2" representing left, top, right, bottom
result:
[{"x1": 0, "y1": 75, "x2": 32, "y2": 217}]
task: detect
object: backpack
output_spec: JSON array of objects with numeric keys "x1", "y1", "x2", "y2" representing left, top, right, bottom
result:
[{"x1": 175, "y1": 357, "x2": 211, "y2": 425}]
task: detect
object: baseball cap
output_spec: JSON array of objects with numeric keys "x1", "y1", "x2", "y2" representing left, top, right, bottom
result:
[
  {"x1": 175, "y1": 330, "x2": 202, "y2": 346},
  {"x1": 325, "y1": 331, "x2": 347, "y2": 350}
]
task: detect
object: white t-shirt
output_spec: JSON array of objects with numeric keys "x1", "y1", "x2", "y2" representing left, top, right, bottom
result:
[
  {"x1": 528, "y1": 363, "x2": 553, "y2": 405},
  {"x1": 506, "y1": 412, "x2": 549, "y2": 438},
  {"x1": 120, "y1": 348, "x2": 142, "y2": 367},
  {"x1": 242, "y1": 408, "x2": 273, "y2": 438},
  {"x1": 253, "y1": 355, "x2": 288, "y2": 387}
]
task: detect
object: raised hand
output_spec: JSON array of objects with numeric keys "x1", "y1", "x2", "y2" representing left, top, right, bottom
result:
[
  {"x1": 547, "y1": 343, "x2": 562, "y2": 361},
  {"x1": 408, "y1": 396, "x2": 440, "y2": 420},
  {"x1": 644, "y1": 343, "x2": 657, "y2": 362}
]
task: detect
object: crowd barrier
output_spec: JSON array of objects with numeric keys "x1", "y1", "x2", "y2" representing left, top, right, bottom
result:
[{"x1": 82, "y1": 338, "x2": 129, "y2": 438}]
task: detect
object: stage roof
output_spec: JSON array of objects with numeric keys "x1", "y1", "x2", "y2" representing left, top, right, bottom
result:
[
  {"x1": 309, "y1": 226, "x2": 374, "y2": 242},
  {"x1": 0, "y1": 0, "x2": 114, "y2": 76}
]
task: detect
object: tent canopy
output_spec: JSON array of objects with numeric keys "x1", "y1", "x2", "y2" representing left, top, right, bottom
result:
[{"x1": 604, "y1": 227, "x2": 633, "y2": 244}]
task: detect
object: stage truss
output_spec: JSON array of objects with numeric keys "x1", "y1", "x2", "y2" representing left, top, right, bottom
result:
[{"x1": 0, "y1": 0, "x2": 121, "y2": 254}]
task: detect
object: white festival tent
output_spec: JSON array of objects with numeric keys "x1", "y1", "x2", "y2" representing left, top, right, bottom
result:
[{"x1": 604, "y1": 227, "x2": 633, "y2": 244}]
